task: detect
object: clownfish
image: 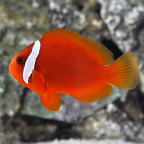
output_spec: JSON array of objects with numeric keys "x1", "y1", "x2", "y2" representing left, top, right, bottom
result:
[{"x1": 9, "y1": 29, "x2": 140, "y2": 111}]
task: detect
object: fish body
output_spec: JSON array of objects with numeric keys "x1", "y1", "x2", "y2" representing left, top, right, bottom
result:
[{"x1": 9, "y1": 29, "x2": 140, "y2": 111}]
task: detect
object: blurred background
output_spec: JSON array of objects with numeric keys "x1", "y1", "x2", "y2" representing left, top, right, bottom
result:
[{"x1": 0, "y1": 0, "x2": 144, "y2": 144}]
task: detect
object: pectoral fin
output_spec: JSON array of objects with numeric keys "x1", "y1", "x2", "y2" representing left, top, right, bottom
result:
[
  {"x1": 32, "y1": 70, "x2": 47, "y2": 94},
  {"x1": 40, "y1": 93, "x2": 61, "y2": 111}
]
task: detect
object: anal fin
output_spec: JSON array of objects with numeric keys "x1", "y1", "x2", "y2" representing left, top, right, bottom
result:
[
  {"x1": 40, "y1": 93, "x2": 61, "y2": 111},
  {"x1": 71, "y1": 84, "x2": 113, "y2": 102}
]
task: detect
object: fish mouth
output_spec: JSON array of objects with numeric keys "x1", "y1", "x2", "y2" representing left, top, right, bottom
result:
[
  {"x1": 9, "y1": 62, "x2": 17, "y2": 80},
  {"x1": 9, "y1": 59, "x2": 19, "y2": 78}
]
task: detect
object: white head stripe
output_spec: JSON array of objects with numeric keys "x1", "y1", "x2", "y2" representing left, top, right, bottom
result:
[{"x1": 23, "y1": 40, "x2": 41, "y2": 84}]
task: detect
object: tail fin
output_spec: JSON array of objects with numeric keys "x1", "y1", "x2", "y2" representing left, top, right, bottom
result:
[{"x1": 109, "y1": 51, "x2": 140, "y2": 90}]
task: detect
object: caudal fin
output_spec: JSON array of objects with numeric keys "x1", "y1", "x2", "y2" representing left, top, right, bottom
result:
[{"x1": 109, "y1": 51, "x2": 140, "y2": 90}]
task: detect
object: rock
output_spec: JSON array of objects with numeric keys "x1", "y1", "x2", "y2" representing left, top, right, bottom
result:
[
  {"x1": 0, "y1": 0, "x2": 144, "y2": 143},
  {"x1": 48, "y1": 0, "x2": 86, "y2": 30},
  {"x1": 99, "y1": 0, "x2": 144, "y2": 52},
  {"x1": 1, "y1": 114, "x2": 78, "y2": 143},
  {"x1": 33, "y1": 139, "x2": 141, "y2": 144}
]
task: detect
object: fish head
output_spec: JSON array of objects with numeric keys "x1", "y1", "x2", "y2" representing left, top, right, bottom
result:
[{"x1": 9, "y1": 43, "x2": 34, "y2": 86}]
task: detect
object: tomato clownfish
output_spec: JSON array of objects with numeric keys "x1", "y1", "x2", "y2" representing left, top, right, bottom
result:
[{"x1": 9, "y1": 29, "x2": 140, "y2": 111}]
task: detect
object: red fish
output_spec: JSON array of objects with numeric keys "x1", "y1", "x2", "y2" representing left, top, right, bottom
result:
[{"x1": 9, "y1": 29, "x2": 140, "y2": 111}]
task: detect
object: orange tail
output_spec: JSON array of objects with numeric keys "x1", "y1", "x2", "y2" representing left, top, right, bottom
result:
[{"x1": 109, "y1": 51, "x2": 140, "y2": 90}]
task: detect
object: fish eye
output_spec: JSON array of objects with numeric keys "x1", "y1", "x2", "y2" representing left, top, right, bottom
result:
[{"x1": 16, "y1": 56, "x2": 25, "y2": 65}]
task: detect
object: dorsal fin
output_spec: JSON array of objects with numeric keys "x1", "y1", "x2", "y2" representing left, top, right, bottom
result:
[{"x1": 41, "y1": 29, "x2": 113, "y2": 65}]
